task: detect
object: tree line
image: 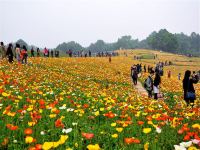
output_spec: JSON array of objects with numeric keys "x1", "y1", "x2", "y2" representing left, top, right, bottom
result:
[{"x1": 14, "y1": 29, "x2": 200, "y2": 56}]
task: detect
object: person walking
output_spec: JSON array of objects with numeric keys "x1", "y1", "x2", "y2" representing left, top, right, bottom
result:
[
  {"x1": 131, "y1": 66, "x2": 138, "y2": 85},
  {"x1": 0, "y1": 42, "x2": 6, "y2": 60},
  {"x1": 6, "y1": 43, "x2": 14, "y2": 63},
  {"x1": 168, "y1": 70, "x2": 171, "y2": 78},
  {"x1": 37, "y1": 48, "x2": 40, "y2": 57},
  {"x1": 109, "y1": 55, "x2": 111, "y2": 63},
  {"x1": 51, "y1": 50, "x2": 53, "y2": 57},
  {"x1": 89, "y1": 50, "x2": 91, "y2": 57},
  {"x1": 144, "y1": 65, "x2": 146, "y2": 73},
  {"x1": 183, "y1": 70, "x2": 199, "y2": 106},
  {"x1": 21, "y1": 45, "x2": 28, "y2": 64},
  {"x1": 153, "y1": 72, "x2": 161, "y2": 100},
  {"x1": 31, "y1": 47, "x2": 34, "y2": 57},
  {"x1": 144, "y1": 71, "x2": 154, "y2": 98},
  {"x1": 178, "y1": 73, "x2": 181, "y2": 80},
  {"x1": 44, "y1": 47, "x2": 48, "y2": 57},
  {"x1": 15, "y1": 43, "x2": 21, "y2": 64}
]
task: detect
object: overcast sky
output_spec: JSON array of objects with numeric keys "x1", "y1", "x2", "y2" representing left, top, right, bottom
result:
[{"x1": 0, "y1": 0, "x2": 199, "y2": 48}]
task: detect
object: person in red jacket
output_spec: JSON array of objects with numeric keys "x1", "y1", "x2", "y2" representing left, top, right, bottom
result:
[{"x1": 21, "y1": 45, "x2": 28, "y2": 64}]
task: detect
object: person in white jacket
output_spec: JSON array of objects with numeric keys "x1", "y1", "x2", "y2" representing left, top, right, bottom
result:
[{"x1": 153, "y1": 72, "x2": 161, "y2": 100}]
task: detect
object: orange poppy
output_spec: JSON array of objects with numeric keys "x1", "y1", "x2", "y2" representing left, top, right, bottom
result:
[
  {"x1": 124, "y1": 138, "x2": 141, "y2": 144},
  {"x1": 24, "y1": 128, "x2": 33, "y2": 135}
]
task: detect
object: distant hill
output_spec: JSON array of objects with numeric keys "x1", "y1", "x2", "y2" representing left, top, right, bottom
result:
[{"x1": 13, "y1": 29, "x2": 200, "y2": 56}]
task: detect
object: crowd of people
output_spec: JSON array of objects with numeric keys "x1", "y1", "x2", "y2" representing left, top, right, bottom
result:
[
  {"x1": 66, "y1": 50, "x2": 119, "y2": 58},
  {"x1": 131, "y1": 62, "x2": 199, "y2": 105},
  {"x1": 0, "y1": 42, "x2": 29, "y2": 64},
  {"x1": 0, "y1": 42, "x2": 63, "y2": 64}
]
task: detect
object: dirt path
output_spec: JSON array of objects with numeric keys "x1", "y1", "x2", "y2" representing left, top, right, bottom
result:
[{"x1": 133, "y1": 81, "x2": 148, "y2": 97}]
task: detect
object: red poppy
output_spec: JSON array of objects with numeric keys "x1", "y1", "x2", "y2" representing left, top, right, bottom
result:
[
  {"x1": 104, "y1": 112, "x2": 115, "y2": 118},
  {"x1": 187, "y1": 132, "x2": 195, "y2": 137},
  {"x1": 137, "y1": 121, "x2": 144, "y2": 125},
  {"x1": 83, "y1": 103, "x2": 89, "y2": 108},
  {"x1": 182, "y1": 126, "x2": 190, "y2": 132},
  {"x1": 39, "y1": 99, "x2": 45, "y2": 106},
  {"x1": 55, "y1": 119, "x2": 64, "y2": 128},
  {"x1": 35, "y1": 144, "x2": 42, "y2": 150},
  {"x1": 194, "y1": 134, "x2": 200, "y2": 140},
  {"x1": 183, "y1": 135, "x2": 190, "y2": 141},
  {"x1": 82, "y1": 132, "x2": 94, "y2": 140},
  {"x1": 6, "y1": 124, "x2": 18, "y2": 130},
  {"x1": 127, "y1": 116, "x2": 132, "y2": 121},
  {"x1": 0, "y1": 88, "x2": 4, "y2": 94}
]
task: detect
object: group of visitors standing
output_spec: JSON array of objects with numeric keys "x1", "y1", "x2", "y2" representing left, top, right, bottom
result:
[
  {"x1": 131, "y1": 64, "x2": 142, "y2": 85},
  {"x1": 43, "y1": 48, "x2": 59, "y2": 58},
  {"x1": 144, "y1": 71, "x2": 161, "y2": 100},
  {"x1": 131, "y1": 63, "x2": 162, "y2": 100},
  {"x1": 0, "y1": 42, "x2": 28, "y2": 64},
  {"x1": 155, "y1": 62, "x2": 164, "y2": 76},
  {"x1": 131, "y1": 62, "x2": 199, "y2": 105},
  {"x1": 0, "y1": 41, "x2": 62, "y2": 64}
]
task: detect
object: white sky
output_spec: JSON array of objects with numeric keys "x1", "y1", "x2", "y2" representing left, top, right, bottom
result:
[{"x1": 0, "y1": 0, "x2": 199, "y2": 48}]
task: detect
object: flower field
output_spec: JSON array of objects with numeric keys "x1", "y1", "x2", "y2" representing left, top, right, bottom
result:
[{"x1": 0, "y1": 50, "x2": 200, "y2": 150}]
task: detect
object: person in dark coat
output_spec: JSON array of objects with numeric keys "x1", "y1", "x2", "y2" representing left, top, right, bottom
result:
[
  {"x1": 131, "y1": 66, "x2": 138, "y2": 85},
  {"x1": 144, "y1": 65, "x2": 146, "y2": 73},
  {"x1": 37, "y1": 48, "x2": 40, "y2": 57},
  {"x1": 31, "y1": 47, "x2": 34, "y2": 57},
  {"x1": 109, "y1": 55, "x2": 111, "y2": 63},
  {"x1": 51, "y1": 50, "x2": 53, "y2": 57},
  {"x1": 145, "y1": 71, "x2": 154, "y2": 98},
  {"x1": 6, "y1": 43, "x2": 14, "y2": 63},
  {"x1": 183, "y1": 70, "x2": 199, "y2": 106},
  {"x1": 153, "y1": 72, "x2": 161, "y2": 100},
  {"x1": 89, "y1": 50, "x2": 91, "y2": 57}
]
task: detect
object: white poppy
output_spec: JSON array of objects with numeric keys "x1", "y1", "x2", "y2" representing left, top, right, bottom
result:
[
  {"x1": 62, "y1": 128, "x2": 72, "y2": 134},
  {"x1": 156, "y1": 127, "x2": 162, "y2": 133},
  {"x1": 174, "y1": 145, "x2": 186, "y2": 150},
  {"x1": 13, "y1": 140, "x2": 17, "y2": 143},
  {"x1": 180, "y1": 141, "x2": 192, "y2": 148},
  {"x1": 72, "y1": 122, "x2": 78, "y2": 126},
  {"x1": 59, "y1": 106, "x2": 66, "y2": 110},
  {"x1": 67, "y1": 108, "x2": 74, "y2": 112}
]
